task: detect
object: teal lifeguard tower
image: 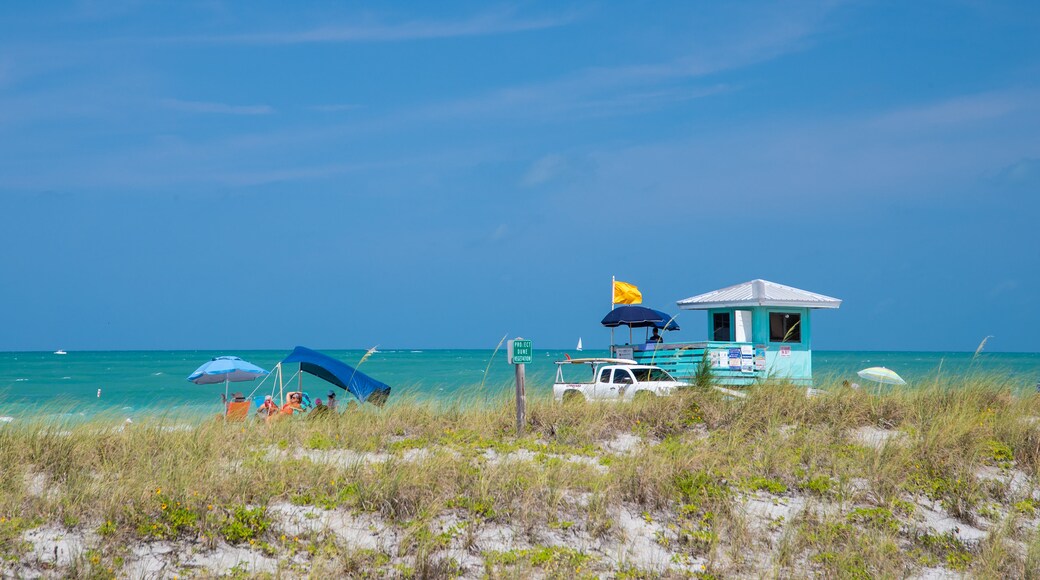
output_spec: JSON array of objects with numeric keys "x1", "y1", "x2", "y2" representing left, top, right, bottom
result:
[{"x1": 622, "y1": 280, "x2": 841, "y2": 385}]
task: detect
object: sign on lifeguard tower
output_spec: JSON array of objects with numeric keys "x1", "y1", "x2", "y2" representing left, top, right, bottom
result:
[{"x1": 508, "y1": 339, "x2": 532, "y2": 364}]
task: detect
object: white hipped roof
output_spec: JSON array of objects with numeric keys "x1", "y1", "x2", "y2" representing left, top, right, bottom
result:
[{"x1": 677, "y1": 279, "x2": 841, "y2": 310}]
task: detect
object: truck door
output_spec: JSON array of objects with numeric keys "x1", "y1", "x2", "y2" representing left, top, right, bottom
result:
[
  {"x1": 593, "y1": 367, "x2": 613, "y2": 399},
  {"x1": 600, "y1": 368, "x2": 635, "y2": 399}
]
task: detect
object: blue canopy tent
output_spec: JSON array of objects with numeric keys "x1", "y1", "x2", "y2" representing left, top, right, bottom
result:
[{"x1": 281, "y1": 346, "x2": 391, "y2": 406}]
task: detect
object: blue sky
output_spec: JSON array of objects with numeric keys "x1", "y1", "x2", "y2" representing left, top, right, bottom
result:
[{"x1": 1, "y1": 1, "x2": 1038, "y2": 352}]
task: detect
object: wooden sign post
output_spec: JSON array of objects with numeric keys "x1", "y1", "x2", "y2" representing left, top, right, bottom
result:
[
  {"x1": 507, "y1": 338, "x2": 532, "y2": 435},
  {"x1": 513, "y1": 363, "x2": 526, "y2": 435}
]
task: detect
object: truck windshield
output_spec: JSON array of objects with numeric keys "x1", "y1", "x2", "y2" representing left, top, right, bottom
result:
[{"x1": 632, "y1": 368, "x2": 673, "y2": 382}]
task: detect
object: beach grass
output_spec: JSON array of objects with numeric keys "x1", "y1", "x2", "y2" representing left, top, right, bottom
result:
[{"x1": 2, "y1": 376, "x2": 1040, "y2": 577}]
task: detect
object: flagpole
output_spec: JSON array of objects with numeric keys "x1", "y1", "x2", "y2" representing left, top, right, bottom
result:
[
  {"x1": 611, "y1": 275, "x2": 616, "y2": 311},
  {"x1": 610, "y1": 276, "x2": 615, "y2": 355}
]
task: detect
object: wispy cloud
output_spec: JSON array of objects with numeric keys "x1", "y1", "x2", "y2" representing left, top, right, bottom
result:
[
  {"x1": 172, "y1": 8, "x2": 576, "y2": 45},
  {"x1": 389, "y1": 3, "x2": 832, "y2": 124},
  {"x1": 159, "y1": 98, "x2": 274, "y2": 115},
  {"x1": 991, "y1": 157, "x2": 1040, "y2": 185},
  {"x1": 489, "y1": 224, "x2": 509, "y2": 241},
  {"x1": 521, "y1": 153, "x2": 595, "y2": 187},
  {"x1": 522, "y1": 155, "x2": 568, "y2": 187},
  {"x1": 309, "y1": 103, "x2": 362, "y2": 113},
  {"x1": 869, "y1": 90, "x2": 1038, "y2": 132},
  {"x1": 560, "y1": 87, "x2": 1040, "y2": 217}
]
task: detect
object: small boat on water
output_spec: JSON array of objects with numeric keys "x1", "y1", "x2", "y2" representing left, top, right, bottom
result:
[
  {"x1": 576, "y1": 338, "x2": 583, "y2": 351},
  {"x1": 53, "y1": 349, "x2": 67, "y2": 355}
]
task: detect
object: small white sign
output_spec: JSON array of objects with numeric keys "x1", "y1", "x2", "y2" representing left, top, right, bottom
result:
[
  {"x1": 616, "y1": 347, "x2": 634, "y2": 360},
  {"x1": 780, "y1": 346, "x2": 791, "y2": 358}
]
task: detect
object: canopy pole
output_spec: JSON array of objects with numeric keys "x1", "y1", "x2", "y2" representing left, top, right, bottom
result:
[
  {"x1": 298, "y1": 364, "x2": 302, "y2": 393},
  {"x1": 244, "y1": 370, "x2": 275, "y2": 402},
  {"x1": 278, "y1": 362, "x2": 284, "y2": 406}
]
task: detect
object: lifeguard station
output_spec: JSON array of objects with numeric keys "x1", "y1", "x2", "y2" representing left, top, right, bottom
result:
[{"x1": 616, "y1": 280, "x2": 841, "y2": 385}]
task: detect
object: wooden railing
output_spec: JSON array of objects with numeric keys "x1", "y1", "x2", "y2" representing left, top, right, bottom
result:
[{"x1": 613, "y1": 341, "x2": 763, "y2": 385}]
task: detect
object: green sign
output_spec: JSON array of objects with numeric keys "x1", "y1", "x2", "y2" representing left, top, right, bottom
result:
[{"x1": 508, "y1": 339, "x2": 532, "y2": 364}]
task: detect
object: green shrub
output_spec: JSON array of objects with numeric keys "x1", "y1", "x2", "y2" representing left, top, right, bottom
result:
[
  {"x1": 1014, "y1": 498, "x2": 1036, "y2": 515},
  {"x1": 800, "y1": 475, "x2": 834, "y2": 496},
  {"x1": 987, "y1": 440, "x2": 1014, "y2": 464},
  {"x1": 484, "y1": 546, "x2": 591, "y2": 577},
  {"x1": 96, "y1": 520, "x2": 117, "y2": 537},
  {"x1": 744, "y1": 476, "x2": 788, "y2": 495},
  {"x1": 691, "y1": 350, "x2": 714, "y2": 389},
  {"x1": 916, "y1": 532, "x2": 972, "y2": 570},
  {"x1": 847, "y1": 507, "x2": 899, "y2": 532},
  {"x1": 675, "y1": 470, "x2": 730, "y2": 506},
  {"x1": 306, "y1": 432, "x2": 334, "y2": 450},
  {"x1": 220, "y1": 505, "x2": 270, "y2": 544},
  {"x1": 137, "y1": 494, "x2": 199, "y2": 540},
  {"x1": 0, "y1": 516, "x2": 36, "y2": 561}
]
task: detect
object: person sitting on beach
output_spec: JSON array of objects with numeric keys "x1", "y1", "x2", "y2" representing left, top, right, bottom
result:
[
  {"x1": 309, "y1": 398, "x2": 330, "y2": 420},
  {"x1": 326, "y1": 390, "x2": 338, "y2": 411},
  {"x1": 282, "y1": 392, "x2": 304, "y2": 415},
  {"x1": 257, "y1": 395, "x2": 279, "y2": 418}
]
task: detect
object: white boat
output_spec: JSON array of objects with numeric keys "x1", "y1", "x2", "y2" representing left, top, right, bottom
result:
[
  {"x1": 53, "y1": 349, "x2": 67, "y2": 355},
  {"x1": 576, "y1": 338, "x2": 583, "y2": 351}
]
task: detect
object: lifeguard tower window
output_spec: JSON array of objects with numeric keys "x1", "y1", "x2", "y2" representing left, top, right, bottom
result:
[
  {"x1": 713, "y1": 312, "x2": 732, "y2": 342},
  {"x1": 769, "y1": 312, "x2": 802, "y2": 343}
]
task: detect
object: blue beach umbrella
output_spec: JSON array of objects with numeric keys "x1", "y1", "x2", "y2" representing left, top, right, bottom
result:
[
  {"x1": 188, "y1": 356, "x2": 270, "y2": 402},
  {"x1": 600, "y1": 306, "x2": 680, "y2": 330},
  {"x1": 601, "y1": 305, "x2": 680, "y2": 344}
]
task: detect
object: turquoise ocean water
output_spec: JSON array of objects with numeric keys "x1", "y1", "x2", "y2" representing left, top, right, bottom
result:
[{"x1": 1, "y1": 349, "x2": 1038, "y2": 422}]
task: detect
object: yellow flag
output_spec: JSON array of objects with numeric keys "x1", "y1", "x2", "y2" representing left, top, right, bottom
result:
[{"x1": 613, "y1": 280, "x2": 642, "y2": 304}]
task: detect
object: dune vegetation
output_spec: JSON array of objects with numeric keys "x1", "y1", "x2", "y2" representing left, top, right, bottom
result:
[{"x1": 2, "y1": 375, "x2": 1040, "y2": 578}]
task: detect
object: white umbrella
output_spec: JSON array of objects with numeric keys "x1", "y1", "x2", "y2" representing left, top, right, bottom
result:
[{"x1": 857, "y1": 366, "x2": 906, "y2": 387}]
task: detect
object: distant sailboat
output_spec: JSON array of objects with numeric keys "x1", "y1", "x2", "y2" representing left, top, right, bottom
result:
[
  {"x1": 53, "y1": 349, "x2": 67, "y2": 355},
  {"x1": 576, "y1": 338, "x2": 583, "y2": 351}
]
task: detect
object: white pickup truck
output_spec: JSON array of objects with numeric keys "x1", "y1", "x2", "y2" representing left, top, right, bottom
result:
[{"x1": 552, "y1": 358, "x2": 686, "y2": 403}]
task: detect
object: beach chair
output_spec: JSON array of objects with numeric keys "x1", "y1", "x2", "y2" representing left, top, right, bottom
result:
[{"x1": 225, "y1": 400, "x2": 251, "y2": 422}]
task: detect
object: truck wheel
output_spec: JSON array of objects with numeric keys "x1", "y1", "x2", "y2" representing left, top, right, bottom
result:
[
  {"x1": 633, "y1": 390, "x2": 656, "y2": 402},
  {"x1": 562, "y1": 390, "x2": 585, "y2": 405}
]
